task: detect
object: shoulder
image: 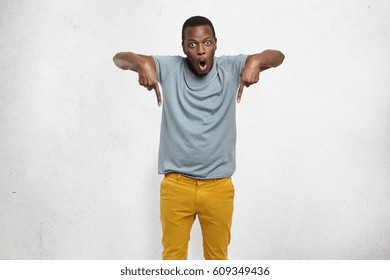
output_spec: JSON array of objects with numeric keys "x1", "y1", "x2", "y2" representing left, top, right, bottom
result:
[
  {"x1": 215, "y1": 55, "x2": 248, "y2": 73},
  {"x1": 216, "y1": 54, "x2": 247, "y2": 63},
  {"x1": 152, "y1": 56, "x2": 185, "y2": 82},
  {"x1": 216, "y1": 55, "x2": 247, "y2": 67},
  {"x1": 153, "y1": 55, "x2": 184, "y2": 65}
]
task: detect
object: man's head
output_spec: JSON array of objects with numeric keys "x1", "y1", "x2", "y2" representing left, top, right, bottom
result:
[
  {"x1": 181, "y1": 16, "x2": 216, "y2": 42},
  {"x1": 182, "y1": 16, "x2": 217, "y2": 76}
]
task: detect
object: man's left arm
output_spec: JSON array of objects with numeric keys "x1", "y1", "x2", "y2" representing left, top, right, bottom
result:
[{"x1": 237, "y1": 49, "x2": 285, "y2": 103}]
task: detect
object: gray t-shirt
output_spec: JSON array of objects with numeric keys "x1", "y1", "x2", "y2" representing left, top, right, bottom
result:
[{"x1": 153, "y1": 55, "x2": 247, "y2": 179}]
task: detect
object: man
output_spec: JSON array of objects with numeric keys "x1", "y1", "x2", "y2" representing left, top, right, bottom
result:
[{"x1": 113, "y1": 16, "x2": 284, "y2": 260}]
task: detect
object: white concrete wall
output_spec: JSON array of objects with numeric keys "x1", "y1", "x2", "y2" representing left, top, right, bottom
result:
[{"x1": 0, "y1": 0, "x2": 389, "y2": 259}]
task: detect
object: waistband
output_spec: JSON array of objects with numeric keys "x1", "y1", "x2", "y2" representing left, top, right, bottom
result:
[{"x1": 164, "y1": 172, "x2": 229, "y2": 184}]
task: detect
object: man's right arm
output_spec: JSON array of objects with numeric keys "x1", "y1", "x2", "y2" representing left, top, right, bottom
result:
[{"x1": 113, "y1": 52, "x2": 162, "y2": 106}]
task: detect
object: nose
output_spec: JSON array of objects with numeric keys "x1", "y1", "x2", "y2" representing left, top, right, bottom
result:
[{"x1": 197, "y1": 44, "x2": 205, "y2": 55}]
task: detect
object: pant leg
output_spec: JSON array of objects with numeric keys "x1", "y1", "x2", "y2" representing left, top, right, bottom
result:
[
  {"x1": 160, "y1": 174, "x2": 196, "y2": 260},
  {"x1": 197, "y1": 178, "x2": 235, "y2": 260}
]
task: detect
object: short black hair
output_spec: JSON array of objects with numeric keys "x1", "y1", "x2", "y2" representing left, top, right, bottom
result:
[{"x1": 181, "y1": 16, "x2": 216, "y2": 42}]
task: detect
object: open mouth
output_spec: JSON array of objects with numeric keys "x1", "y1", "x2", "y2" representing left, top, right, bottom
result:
[{"x1": 199, "y1": 59, "x2": 207, "y2": 70}]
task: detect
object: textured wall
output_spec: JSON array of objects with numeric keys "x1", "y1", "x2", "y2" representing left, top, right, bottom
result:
[{"x1": 1, "y1": 0, "x2": 389, "y2": 259}]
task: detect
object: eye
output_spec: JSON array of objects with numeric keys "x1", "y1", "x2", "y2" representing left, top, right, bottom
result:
[
  {"x1": 189, "y1": 42, "x2": 196, "y2": 48},
  {"x1": 204, "y1": 40, "x2": 212, "y2": 46}
]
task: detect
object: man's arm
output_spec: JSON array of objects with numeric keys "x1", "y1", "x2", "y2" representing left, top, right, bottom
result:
[
  {"x1": 237, "y1": 49, "x2": 285, "y2": 103},
  {"x1": 113, "y1": 52, "x2": 162, "y2": 106}
]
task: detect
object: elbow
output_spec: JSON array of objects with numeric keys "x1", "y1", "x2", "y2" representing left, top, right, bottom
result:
[
  {"x1": 271, "y1": 50, "x2": 285, "y2": 67},
  {"x1": 113, "y1": 53, "x2": 120, "y2": 67},
  {"x1": 261, "y1": 49, "x2": 285, "y2": 67},
  {"x1": 113, "y1": 53, "x2": 127, "y2": 70},
  {"x1": 278, "y1": 51, "x2": 285, "y2": 65}
]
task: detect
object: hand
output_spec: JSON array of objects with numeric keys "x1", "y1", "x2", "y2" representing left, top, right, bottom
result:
[
  {"x1": 237, "y1": 64, "x2": 260, "y2": 103},
  {"x1": 138, "y1": 60, "x2": 162, "y2": 107}
]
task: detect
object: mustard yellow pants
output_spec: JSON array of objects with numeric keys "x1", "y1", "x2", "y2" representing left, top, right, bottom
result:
[{"x1": 160, "y1": 173, "x2": 235, "y2": 260}]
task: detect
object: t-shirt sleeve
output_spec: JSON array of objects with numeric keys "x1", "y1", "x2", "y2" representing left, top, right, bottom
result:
[
  {"x1": 236, "y1": 55, "x2": 248, "y2": 84},
  {"x1": 152, "y1": 55, "x2": 183, "y2": 84},
  {"x1": 219, "y1": 55, "x2": 248, "y2": 84},
  {"x1": 233, "y1": 54, "x2": 248, "y2": 75}
]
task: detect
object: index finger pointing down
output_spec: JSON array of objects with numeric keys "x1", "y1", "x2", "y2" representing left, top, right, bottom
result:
[
  {"x1": 154, "y1": 84, "x2": 162, "y2": 107},
  {"x1": 237, "y1": 82, "x2": 244, "y2": 103}
]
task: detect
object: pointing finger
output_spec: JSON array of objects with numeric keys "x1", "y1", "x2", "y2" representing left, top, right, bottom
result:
[
  {"x1": 237, "y1": 82, "x2": 244, "y2": 103},
  {"x1": 154, "y1": 84, "x2": 162, "y2": 107}
]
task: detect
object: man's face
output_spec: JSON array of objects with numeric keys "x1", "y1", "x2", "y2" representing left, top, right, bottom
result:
[{"x1": 182, "y1": 25, "x2": 217, "y2": 76}]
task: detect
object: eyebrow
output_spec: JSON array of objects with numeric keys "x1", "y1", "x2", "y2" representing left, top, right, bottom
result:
[{"x1": 187, "y1": 37, "x2": 213, "y2": 42}]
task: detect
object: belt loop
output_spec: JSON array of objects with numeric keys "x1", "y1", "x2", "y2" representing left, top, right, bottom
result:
[{"x1": 177, "y1": 174, "x2": 181, "y2": 181}]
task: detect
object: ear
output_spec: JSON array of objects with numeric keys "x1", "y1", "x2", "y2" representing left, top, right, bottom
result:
[
  {"x1": 215, "y1": 37, "x2": 217, "y2": 51},
  {"x1": 182, "y1": 41, "x2": 187, "y2": 55}
]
